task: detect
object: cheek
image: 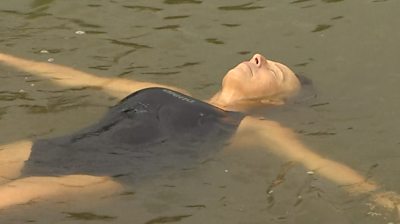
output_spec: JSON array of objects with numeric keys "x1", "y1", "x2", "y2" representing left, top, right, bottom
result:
[
  {"x1": 249, "y1": 77, "x2": 280, "y2": 97},
  {"x1": 223, "y1": 70, "x2": 247, "y2": 89}
]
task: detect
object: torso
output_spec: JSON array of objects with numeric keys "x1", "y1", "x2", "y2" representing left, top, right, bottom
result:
[{"x1": 22, "y1": 88, "x2": 244, "y2": 182}]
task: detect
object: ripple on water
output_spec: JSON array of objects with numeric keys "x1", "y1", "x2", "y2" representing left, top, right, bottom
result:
[
  {"x1": 238, "y1": 51, "x2": 251, "y2": 55},
  {"x1": 218, "y1": 2, "x2": 264, "y2": 11},
  {"x1": 312, "y1": 24, "x2": 332, "y2": 32},
  {"x1": 221, "y1": 23, "x2": 241, "y2": 27},
  {"x1": 107, "y1": 39, "x2": 152, "y2": 49},
  {"x1": 141, "y1": 71, "x2": 181, "y2": 76},
  {"x1": 290, "y1": 0, "x2": 313, "y2": 3},
  {"x1": 0, "y1": 9, "x2": 24, "y2": 16},
  {"x1": 175, "y1": 62, "x2": 201, "y2": 68},
  {"x1": 0, "y1": 91, "x2": 34, "y2": 102},
  {"x1": 205, "y1": 38, "x2": 224, "y2": 45},
  {"x1": 154, "y1": 25, "x2": 180, "y2": 30},
  {"x1": 144, "y1": 215, "x2": 192, "y2": 224},
  {"x1": 57, "y1": 17, "x2": 103, "y2": 29},
  {"x1": 87, "y1": 4, "x2": 102, "y2": 8},
  {"x1": 123, "y1": 5, "x2": 163, "y2": 12},
  {"x1": 0, "y1": 8, "x2": 50, "y2": 20},
  {"x1": 321, "y1": 0, "x2": 344, "y2": 3},
  {"x1": 163, "y1": 0, "x2": 202, "y2": 4},
  {"x1": 25, "y1": 6, "x2": 52, "y2": 19},
  {"x1": 0, "y1": 107, "x2": 6, "y2": 120},
  {"x1": 17, "y1": 94, "x2": 92, "y2": 114},
  {"x1": 64, "y1": 212, "x2": 116, "y2": 221},
  {"x1": 30, "y1": 0, "x2": 56, "y2": 9},
  {"x1": 331, "y1": 16, "x2": 344, "y2": 20},
  {"x1": 163, "y1": 15, "x2": 190, "y2": 20},
  {"x1": 88, "y1": 65, "x2": 112, "y2": 71}
]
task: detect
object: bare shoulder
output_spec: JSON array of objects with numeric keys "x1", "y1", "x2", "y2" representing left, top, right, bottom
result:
[
  {"x1": 230, "y1": 115, "x2": 299, "y2": 150},
  {"x1": 231, "y1": 116, "x2": 278, "y2": 148},
  {"x1": 237, "y1": 116, "x2": 286, "y2": 133}
]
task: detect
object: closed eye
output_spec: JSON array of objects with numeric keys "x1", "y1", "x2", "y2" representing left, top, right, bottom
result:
[
  {"x1": 272, "y1": 64, "x2": 285, "y2": 81},
  {"x1": 268, "y1": 68, "x2": 279, "y2": 80}
]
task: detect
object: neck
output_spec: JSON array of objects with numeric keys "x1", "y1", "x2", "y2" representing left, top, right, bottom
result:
[
  {"x1": 207, "y1": 91, "x2": 254, "y2": 113},
  {"x1": 207, "y1": 90, "x2": 285, "y2": 113}
]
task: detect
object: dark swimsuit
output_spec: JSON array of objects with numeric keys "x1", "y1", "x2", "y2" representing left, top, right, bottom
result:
[{"x1": 22, "y1": 88, "x2": 244, "y2": 183}]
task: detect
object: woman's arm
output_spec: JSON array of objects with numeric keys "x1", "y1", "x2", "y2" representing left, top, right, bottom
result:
[
  {"x1": 0, "y1": 53, "x2": 190, "y2": 99},
  {"x1": 0, "y1": 140, "x2": 32, "y2": 184},
  {"x1": 0, "y1": 175, "x2": 122, "y2": 210},
  {"x1": 235, "y1": 116, "x2": 400, "y2": 213}
]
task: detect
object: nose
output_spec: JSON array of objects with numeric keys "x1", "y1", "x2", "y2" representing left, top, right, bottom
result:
[{"x1": 250, "y1": 54, "x2": 266, "y2": 67}]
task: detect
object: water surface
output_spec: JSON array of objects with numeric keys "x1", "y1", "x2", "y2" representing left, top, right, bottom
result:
[{"x1": 1, "y1": 0, "x2": 399, "y2": 223}]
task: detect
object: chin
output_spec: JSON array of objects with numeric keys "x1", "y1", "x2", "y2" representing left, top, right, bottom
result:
[{"x1": 227, "y1": 65, "x2": 251, "y2": 80}]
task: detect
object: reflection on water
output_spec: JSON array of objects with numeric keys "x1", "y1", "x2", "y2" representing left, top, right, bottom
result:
[{"x1": 0, "y1": 0, "x2": 400, "y2": 223}]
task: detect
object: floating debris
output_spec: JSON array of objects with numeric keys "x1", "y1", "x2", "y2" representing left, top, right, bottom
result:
[
  {"x1": 75, "y1": 30, "x2": 86, "y2": 35},
  {"x1": 40, "y1": 49, "x2": 49, "y2": 54},
  {"x1": 47, "y1": 58, "x2": 55, "y2": 63},
  {"x1": 306, "y1": 170, "x2": 315, "y2": 175},
  {"x1": 224, "y1": 169, "x2": 229, "y2": 173}
]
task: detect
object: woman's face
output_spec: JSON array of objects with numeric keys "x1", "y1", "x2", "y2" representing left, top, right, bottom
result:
[{"x1": 221, "y1": 54, "x2": 300, "y2": 104}]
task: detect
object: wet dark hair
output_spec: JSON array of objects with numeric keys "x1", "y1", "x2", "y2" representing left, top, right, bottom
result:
[
  {"x1": 294, "y1": 73, "x2": 312, "y2": 86},
  {"x1": 290, "y1": 73, "x2": 316, "y2": 103}
]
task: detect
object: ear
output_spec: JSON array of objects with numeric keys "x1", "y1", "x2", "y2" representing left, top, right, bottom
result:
[{"x1": 260, "y1": 98, "x2": 285, "y2": 106}]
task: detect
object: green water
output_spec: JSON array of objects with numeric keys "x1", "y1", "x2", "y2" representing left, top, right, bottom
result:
[{"x1": 1, "y1": 0, "x2": 399, "y2": 223}]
